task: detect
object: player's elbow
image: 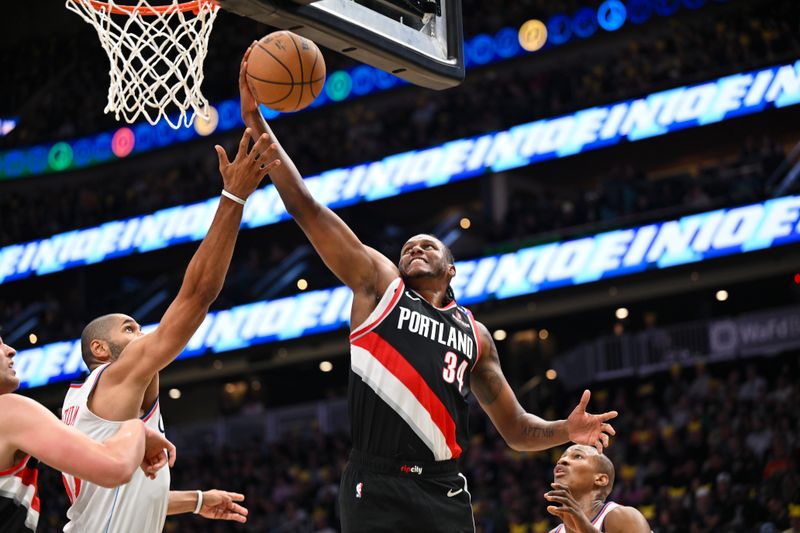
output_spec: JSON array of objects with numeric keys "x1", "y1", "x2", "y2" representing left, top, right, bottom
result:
[{"x1": 284, "y1": 193, "x2": 320, "y2": 220}]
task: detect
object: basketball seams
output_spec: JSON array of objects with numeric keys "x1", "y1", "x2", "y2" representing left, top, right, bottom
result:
[
  {"x1": 255, "y1": 42, "x2": 294, "y2": 83},
  {"x1": 244, "y1": 74, "x2": 326, "y2": 85},
  {"x1": 289, "y1": 34, "x2": 305, "y2": 110},
  {"x1": 245, "y1": 72, "x2": 293, "y2": 105},
  {"x1": 309, "y1": 47, "x2": 320, "y2": 99}
]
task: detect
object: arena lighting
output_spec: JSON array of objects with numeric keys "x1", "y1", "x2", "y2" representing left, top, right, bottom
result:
[
  {"x1": 615, "y1": 307, "x2": 629, "y2": 319},
  {"x1": 492, "y1": 329, "x2": 507, "y2": 341},
  {"x1": 193, "y1": 105, "x2": 219, "y2": 137},
  {"x1": 716, "y1": 289, "x2": 729, "y2": 302},
  {"x1": 297, "y1": 278, "x2": 309, "y2": 290},
  {"x1": 2, "y1": 61, "x2": 799, "y2": 283},
  {"x1": 795, "y1": 273, "x2": 800, "y2": 285},
  {"x1": 28, "y1": 334, "x2": 37, "y2": 345},
  {"x1": 319, "y1": 361, "x2": 333, "y2": 372},
  {"x1": 459, "y1": 217, "x2": 471, "y2": 230},
  {"x1": 168, "y1": 388, "x2": 181, "y2": 399},
  {"x1": 545, "y1": 369, "x2": 557, "y2": 380},
  {"x1": 0, "y1": 0, "x2": 735, "y2": 179},
  {"x1": 111, "y1": 127, "x2": 135, "y2": 158},
  {"x1": 518, "y1": 19, "x2": 548, "y2": 52},
  {"x1": 12, "y1": 194, "x2": 800, "y2": 389},
  {"x1": 597, "y1": 0, "x2": 627, "y2": 31}
]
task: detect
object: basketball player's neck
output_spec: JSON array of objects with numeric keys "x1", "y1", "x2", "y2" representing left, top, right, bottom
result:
[
  {"x1": 406, "y1": 279, "x2": 449, "y2": 308},
  {"x1": 577, "y1": 492, "x2": 606, "y2": 522}
]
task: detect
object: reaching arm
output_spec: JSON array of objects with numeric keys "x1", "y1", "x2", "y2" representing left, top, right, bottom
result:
[
  {"x1": 101, "y1": 131, "x2": 279, "y2": 396},
  {"x1": 167, "y1": 489, "x2": 248, "y2": 523},
  {"x1": 2, "y1": 394, "x2": 144, "y2": 487},
  {"x1": 239, "y1": 44, "x2": 397, "y2": 298},
  {"x1": 472, "y1": 322, "x2": 617, "y2": 452}
]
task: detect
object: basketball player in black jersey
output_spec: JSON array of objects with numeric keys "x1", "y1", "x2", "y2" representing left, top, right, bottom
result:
[{"x1": 240, "y1": 45, "x2": 617, "y2": 532}]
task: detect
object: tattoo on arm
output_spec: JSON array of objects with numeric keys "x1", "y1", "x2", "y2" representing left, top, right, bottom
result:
[{"x1": 522, "y1": 426, "x2": 555, "y2": 438}]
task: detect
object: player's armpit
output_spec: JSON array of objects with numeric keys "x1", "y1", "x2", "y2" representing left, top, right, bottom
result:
[{"x1": 603, "y1": 506, "x2": 651, "y2": 533}]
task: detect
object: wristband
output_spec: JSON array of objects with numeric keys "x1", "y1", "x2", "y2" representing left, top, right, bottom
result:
[
  {"x1": 193, "y1": 490, "x2": 203, "y2": 514},
  {"x1": 221, "y1": 189, "x2": 246, "y2": 205}
]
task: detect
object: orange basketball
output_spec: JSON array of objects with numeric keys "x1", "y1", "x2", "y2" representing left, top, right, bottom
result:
[{"x1": 245, "y1": 31, "x2": 326, "y2": 113}]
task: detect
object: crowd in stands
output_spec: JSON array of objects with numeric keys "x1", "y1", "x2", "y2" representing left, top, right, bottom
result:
[
  {"x1": 31, "y1": 353, "x2": 800, "y2": 532},
  {"x1": 1, "y1": 0, "x2": 796, "y2": 248}
]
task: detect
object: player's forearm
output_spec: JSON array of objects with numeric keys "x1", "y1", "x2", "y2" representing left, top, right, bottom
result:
[
  {"x1": 167, "y1": 490, "x2": 203, "y2": 515},
  {"x1": 242, "y1": 111, "x2": 318, "y2": 217},
  {"x1": 93, "y1": 419, "x2": 146, "y2": 487},
  {"x1": 512, "y1": 416, "x2": 569, "y2": 451},
  {"x1": 179, "y1": 200, "x2": 244, "y2": 304}
]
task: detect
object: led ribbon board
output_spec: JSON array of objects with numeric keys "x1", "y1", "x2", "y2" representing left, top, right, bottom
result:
[
  {"x1": 13, "y1": 194, "x2": 800, "y2": 389},
  {"x1": 2, "y1": 61, "x2": 799, "y2": 286}
]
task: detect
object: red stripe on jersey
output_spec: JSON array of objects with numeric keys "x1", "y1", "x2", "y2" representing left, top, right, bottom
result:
[
  {"x1": 350, "y1": 279, "x2": 405, "y2": 340},
  {"x1": 353, "y1": 331, "x2": 462, "y2": 458},
  {"x1": 142, "y1": 398, "x2": 159, "y2": 422},
  {"x1": 62, "y1": 474, "x2": 74, "y2": 504},
  {"x1": 0, "y1": 454, "x2": 29, "y2": 477},
  {"x1": 14, "y1": 461, "x2": 40, "y2": 512},
  {"x1": 74, "y1": 477, "x2": 82, "y2": 500}
]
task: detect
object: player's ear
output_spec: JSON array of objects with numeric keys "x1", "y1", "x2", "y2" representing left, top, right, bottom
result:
[
  {"x1": 90, "y1": 339, "x2": 112, "y2": 362},
  {"x1": 448, "y1": 263, "x2": 456, "y2": 277},
  {"x1": 594, "y1": 472, "x2": 609, "y2": 490}
]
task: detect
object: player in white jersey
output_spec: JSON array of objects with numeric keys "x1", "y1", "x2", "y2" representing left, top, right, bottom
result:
[
  {"x1": 546, "y1": 444, "x2": 651, "y2": 533},
  {"x1": 0, "y1": 335, "x2": 175, "y2": 533},
  {"x1": 61, "y1": 129, "x2": 280, "y2": 532}
]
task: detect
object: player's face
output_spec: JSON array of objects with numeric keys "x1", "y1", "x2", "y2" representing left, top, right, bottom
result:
[
  {"x1": 398, "y1": 235, "x2": 451, "y2": 280},
  {"x1": 0, "y1": 336, "x2": 19, "y2": 394},
  {"x1": 553, "y1": 445, "x2": 598, "y2": 491},
  {"x1": 107, "y1": 315, "x2": 144, "y2": 360}
]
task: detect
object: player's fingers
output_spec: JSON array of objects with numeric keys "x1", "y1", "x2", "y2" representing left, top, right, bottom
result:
[
  {"x1": 236, "y1": 128, "x2": 252, "y2": 158},
  {"x1": 577, "y1": 389, "x2": 590, "y2": 411},
  {"x1": 260, "y1": 158, "x2": 281, "y2": 174},
  {"x1": 249, "y1": 133, "x2": 271, "y2": 160},
  {"x1": 600, "y1": 411, "x2": 619, "y2": 422},
  {"x1": 546, "y1": 505, "x2": 567, "y2": 517},
  {"x1": 600, "y1": 433, "x2": 610, "y2": 449},
  {"x1": 544, "y1": 494, "x2": 571, "y2": 506},
  {"x1": 214, "y1": 145, "x2": 229, "y2": 171},
  {"x1": 595, "y1": 438, "x2": 604, "y2": 454},
  {"x1": 226, "y1": 492, "x2": 246, "y2": 502},
  {"x1": 228, "y1": 502, "x2": 248, "y2": 515},
  {"x1": 224, "y1": 512, "x2": 247, "y2": 523},
  {"x1": 167, "y1": 442, "x2": 177, "y2": 467}
]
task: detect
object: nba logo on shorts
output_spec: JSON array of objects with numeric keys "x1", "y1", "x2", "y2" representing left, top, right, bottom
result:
[{"x1": 356, "y1": 482, "x2": 363, "y2": 498}]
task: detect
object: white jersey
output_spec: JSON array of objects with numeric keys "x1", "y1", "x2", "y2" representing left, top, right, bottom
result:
[
  {"x1": 61, "y1": 364, "x2": 170, "y2": 533},
  {"x1": 555, "y1": 501, "x2": 620, "y2": 532}
]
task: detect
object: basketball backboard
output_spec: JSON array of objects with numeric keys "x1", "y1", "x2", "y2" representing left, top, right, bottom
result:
[{"x1": 217, "y1": 0, "x2": 465, "y2": 89}]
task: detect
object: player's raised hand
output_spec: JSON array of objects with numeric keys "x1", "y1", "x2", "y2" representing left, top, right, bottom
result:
[
  {"x1": 215, "y1": 128, "x2": 280, "y2": 201},
  {"x1": 565, "y1": 390, "x2": 618, "y2": 453},
  {"x1": 239, "y1": 41, "x2": 260, "y2": 117},
  {"x1": 140, "y1": 427, "x2": 176, "y2": 479},
  {"x1": 198, "y1": 490, "x2": 248, "y2": 523}
]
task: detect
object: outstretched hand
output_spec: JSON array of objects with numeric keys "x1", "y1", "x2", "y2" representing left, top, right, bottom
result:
[
  {"x1": 198, "y1": 490, "x2": 248, "y2": 523},
  {"x1": 215, "y1": 128, "x2": 280, "y2": 201},
  {"x1": 566, "y1": 390, "x2": 617, "y2": 453},
  {"x1": 240, "y1": 41, "x2": 260, "y2": 117}
]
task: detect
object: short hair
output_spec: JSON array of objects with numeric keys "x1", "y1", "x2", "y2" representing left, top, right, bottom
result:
[
  {"x1": 80, "y1": 314, "x2": 117, "y2": 368},
  {"x1": 594, "y1": 453, "x2": 616, "y2": 499}
]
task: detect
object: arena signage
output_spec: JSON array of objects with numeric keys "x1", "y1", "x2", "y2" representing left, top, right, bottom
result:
[
  {"x1": 14, "y1": 195, "x2": 800, "y2": 389},
  {"x1": 2, "y1": 61, "x2": 798, "y2": 286}
]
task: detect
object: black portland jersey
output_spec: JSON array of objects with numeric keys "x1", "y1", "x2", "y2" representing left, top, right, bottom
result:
[
  {"x1": 0, "y1": 454, "x2": 39, "y2": 533},
  {"x1": 349, "y1": 278, "x2": 482, "y2": 461}
]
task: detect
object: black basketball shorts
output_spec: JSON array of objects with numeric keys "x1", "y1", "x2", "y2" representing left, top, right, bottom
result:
[{"x1": 339, "y1": 450, "x2": 475, "y2": 533}]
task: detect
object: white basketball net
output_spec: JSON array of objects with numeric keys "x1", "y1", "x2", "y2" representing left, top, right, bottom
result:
[{"x1": 66, "y1": 0, "x2": 220, "y2": 129}]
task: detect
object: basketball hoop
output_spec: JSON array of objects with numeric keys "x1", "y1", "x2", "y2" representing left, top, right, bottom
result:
[{"x1": 66, "y1": 0, "x2": 220, "y2": 129}]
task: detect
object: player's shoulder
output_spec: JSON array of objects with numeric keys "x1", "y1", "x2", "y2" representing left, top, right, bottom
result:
[
  {"x1": 0, "y1": 394, "x2": 48, "y2": 425},
  {"x1": 0, "y1": 393, "x2": 38, "y2": 411},
  {"x1": 605, "y1": 503, "x2": 651, "y2": 531}
]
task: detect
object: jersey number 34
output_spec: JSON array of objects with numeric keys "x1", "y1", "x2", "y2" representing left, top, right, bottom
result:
[{"x1": 442, "y1": 351, "x2": 468, "y2": 392}]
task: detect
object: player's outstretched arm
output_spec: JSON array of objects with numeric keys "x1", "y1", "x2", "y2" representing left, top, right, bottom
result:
[
  {"x1": 0, "y1": 394, "x2": 173, "y2": 487},
  {"x1": 167, "y1": 489, "x2": 248, "y2": 523},
  {"x1": 102, "y1": 131, "x2": 279, "y2": 393},
  {"x1": 239, "y1": 44, "x2": 397, "y2": 298},
  {"x1": 471, "y1": 322, "x2": 617, "y2": 453}
]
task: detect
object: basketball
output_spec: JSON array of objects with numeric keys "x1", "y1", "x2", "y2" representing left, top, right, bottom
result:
[{"x1": 245, "y1": 31, "x2": 326, "y2": 113}]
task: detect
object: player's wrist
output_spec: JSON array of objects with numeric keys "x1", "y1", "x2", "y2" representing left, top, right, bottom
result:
[{"x1": 221, "y1": 189, "x2": 248, "y2": 205}]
